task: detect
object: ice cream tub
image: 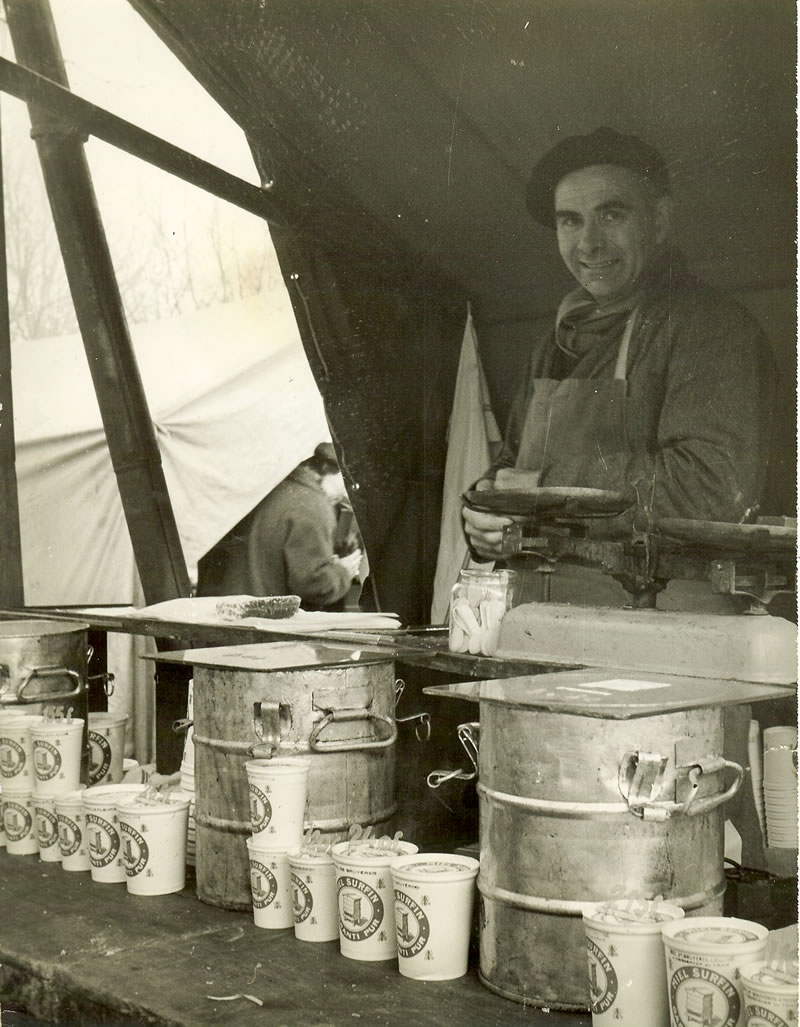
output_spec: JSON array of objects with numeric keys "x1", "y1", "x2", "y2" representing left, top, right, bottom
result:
[{"x1": 661, "y1": 916, "x2": 770, "y2": 1027}]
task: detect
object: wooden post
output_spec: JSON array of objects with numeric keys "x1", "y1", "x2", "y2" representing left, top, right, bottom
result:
[
  {"x1": 0, "y1": 104, "x2": 24, "y2": 605},
  {"x1": 5, "y1": 0, "x2": 190, "y2": 603}
]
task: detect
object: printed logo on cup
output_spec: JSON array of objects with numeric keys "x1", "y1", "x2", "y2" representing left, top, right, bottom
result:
[
  {"x1": 3, "y1": 800, "x2": 32, "y2": 841},
  {"x1": 58, "y1": 814, "x2": 82, "y2": 857},
  {"x1": 394, "y1": 890, "x2": 431, "y2": 957},
  {"x1": 248, "y1": 783, "x2": 273, "y2": 833},
  {"x1": 586, "y1": 937, "x2": 619, "y2": 1015},
  {"x1": 33, "y1": 740, "x2": 62, "y2": 780},
  {"x1": 88, "y1": 732, "x2": 112, "y2": 785},
  {"x1": 36, "y1": 806, "x2": 59, "y2": 848},
  {"x1": 86, "y1": 813, "x2": 119, "y2": 867},
  {"x1": 337, "y1": 875, "x2": 384, "y2": 941},
  {"x1": 669, "y1": 967, "x2": 740, "y2": 1027},
  {"x1": 250, "y1": 861, "x2": 278, "y2": 909},
  {"x1": 119, "y1": 821, "x2": 149, "y2": 877},
  {"x1": 0, "y1": 738, "x2": 26, "y2": 777},
  {"x1": 291, "y1": 873, "x2": 313, "y2": 923},
  {"x1": 745, "y1": 1004, "x2": 790, "y2": 1027}
]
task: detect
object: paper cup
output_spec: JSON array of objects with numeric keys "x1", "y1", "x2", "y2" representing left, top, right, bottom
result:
[
  {"x1": 662, "y1": 916, "x2": 770, "y2": 1027},
  {"x1": 583, "y1": 899, "x2": 685, "y2": 1026},
  {"x1": 117, "y1": 794, "x2": 190, "y2": 896},
  {"x1": 245, "y1": 757, "x2": 310, "y2": 849},
  {"x1": 288, "y1": 849, "x2": 340, "y2": 942},
  {"x1": 83, "y1": 783, "x2": 148, "y2": 883},
  {"x1": 87, "y1": 713, "x2": 128, "y2": 786},
  {"x1": 3, "y1": 791, "x2": 38, "y2": 855},
  {"x1": 332, "y1": 839, "x2": 419, "y2": 961},
  {"x1": 0, "y1": 714, "x2": 43, "y2": 794},
  {"x1": 246, "y1": 839, "x2": 293, "y2": 929},
  {"x1": 34, "y1": 793, "x2": 61, "y2": 863},
  {"x1": 390, "y1": 853, "x2": 480, "y2": 980},
  {"x1": 55, "y1": 789, "x2": 91, "y2": 871},
  {"x1": 739, "y1": 960, "x2": 799, "y2": 1027},
  {"x1": 31, "y1": 717, "x2": 84, "y2": 795}
]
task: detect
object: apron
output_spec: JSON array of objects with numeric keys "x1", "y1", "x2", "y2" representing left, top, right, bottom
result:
[
  {"x1": 509, "y1": 312, "x2": 636, "y2": 607},
  {"x1": 515, "y1": 310, "x2": 635, "y2": 479}
]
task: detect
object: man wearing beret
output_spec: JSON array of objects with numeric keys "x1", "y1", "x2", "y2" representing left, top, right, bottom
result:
[{"x1": 463, "y1": 127, "x2": 775, "y2": 604}]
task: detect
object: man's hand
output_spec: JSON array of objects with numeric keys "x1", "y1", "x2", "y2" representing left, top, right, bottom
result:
[
  {"x1": 338, "y1": 549, "x2": 363, "y2": 581},
  {"x1": 462, "y1": 478, "x2": 514, "y2": 559}
]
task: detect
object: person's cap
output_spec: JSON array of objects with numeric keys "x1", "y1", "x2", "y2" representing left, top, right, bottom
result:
[
  {"x1": 526, "y1": 127, "x2": 671, "y2": 228},
  {"x1": 313, "y1": 442, "x2": 339, "y2": 473}
]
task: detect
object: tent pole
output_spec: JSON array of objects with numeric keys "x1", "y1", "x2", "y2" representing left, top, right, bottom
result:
[
  {"x1": 0, "y1": 103, "x2": 24, "y2": 606},
  {"x1": 4, "y1": 0, "x2": 191, "y2": 604}
]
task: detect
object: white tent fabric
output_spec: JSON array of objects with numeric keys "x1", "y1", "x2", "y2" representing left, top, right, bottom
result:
[
  {"x1": 14, "y1": 289, "x2": 331, "y2": 603},
  {"x1": 429, "y1": 309, "x2": 501, "y2": 624},
  {"x1": 12, "y1": 291, "x2": 329, "y2": 764}
]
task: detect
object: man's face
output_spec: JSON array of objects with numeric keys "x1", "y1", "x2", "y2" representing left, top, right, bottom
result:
[{"x1": 554, "y1": 164, "x2": 670, "y2": 303}]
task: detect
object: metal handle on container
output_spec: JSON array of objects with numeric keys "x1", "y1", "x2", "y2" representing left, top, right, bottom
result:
[
  {"x1": 248, "y1": 700, "x2": 286, "y2": 759},
  {"x1": 427, "y1": 721, "x2": 480, "y2": 789},
  {"x1": 618, "y1": 751, "x2": 744, "y2": 821},
  {"x1": 308, "y1": 708, "x2": 397, "y2": 752},
  {"x1": 172, "y1": 717, "x2": 193, "y2": 735},
  {"x1": 394, "y1": 678, "x2": 431, "y2": 742},
  {"x1": 17, "y1": 666, "x2": 83, "y2": 704}
]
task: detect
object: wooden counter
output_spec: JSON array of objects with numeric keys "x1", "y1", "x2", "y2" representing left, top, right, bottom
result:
[{"x1": 0, "y1": 850, "x2": 591, "y2": 1027}]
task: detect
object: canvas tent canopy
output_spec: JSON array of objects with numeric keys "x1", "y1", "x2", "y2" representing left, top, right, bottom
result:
[
  {"x1": 121, "y1": 0, "x2": 796, "y2": 626},
  {"x1": 14, "y1": 291, "x2": 330, "y2": 605}
]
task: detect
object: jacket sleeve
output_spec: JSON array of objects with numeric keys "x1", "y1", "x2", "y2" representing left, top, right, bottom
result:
[{"x1": 282, "y1": 501, "x2": 353, "y2": 608}]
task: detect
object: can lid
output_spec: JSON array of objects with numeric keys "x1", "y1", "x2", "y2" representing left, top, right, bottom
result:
[
  {"x1": 738, "y1": 960, "x2": 799, "y2": 991},
  {"x1": 390, "y1": 853, "x2": 480, "y2": 881},
  {"x1": 662, "y1": 916, "x2": 769, "y2": 947}
]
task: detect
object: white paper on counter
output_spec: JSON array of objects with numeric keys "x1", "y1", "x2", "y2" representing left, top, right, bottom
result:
[{"x1": 77, "y1": 597, "x2": 402, "y2": 633}]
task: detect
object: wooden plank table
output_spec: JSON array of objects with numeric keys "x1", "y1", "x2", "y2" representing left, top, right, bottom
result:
[{"x1": 0, "y1": 850, "x2": 591, "y2": 1027}]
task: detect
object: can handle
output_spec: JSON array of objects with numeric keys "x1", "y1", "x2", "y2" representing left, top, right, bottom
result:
[
  {"x1": 619, "y1": 751, "x2": 744, "y2": 821},
  {"x1": 427, "y1": 721, "x2": 480, "y2": 789},
  {"x1": 308, "y1": 708, "x2": 397, "y2": 752},
  {"x1": 17, "y1": 666, "x2": 83, "y2": 704}
]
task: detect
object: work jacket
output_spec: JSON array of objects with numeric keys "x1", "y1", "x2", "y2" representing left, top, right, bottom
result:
[
  {"x1": 197, "y1": 466, "x2": 352, "y2": 609},
  {"x1": 487, "y1": 254, "x2": 776, "y2": 527}
]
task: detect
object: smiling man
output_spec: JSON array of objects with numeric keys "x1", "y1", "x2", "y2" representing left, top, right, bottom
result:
[{"x1": 462, "y1": 127, "x2": 776, "y2": 578}]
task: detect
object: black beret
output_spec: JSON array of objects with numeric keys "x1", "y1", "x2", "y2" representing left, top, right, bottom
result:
[{"x1": 526, "y1": 127, "x2": 670, "y2": 228}]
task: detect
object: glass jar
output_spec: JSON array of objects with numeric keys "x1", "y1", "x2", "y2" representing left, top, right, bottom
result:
[{"x1": 448, "y1": 568, "x2": 517, "y2": 656}]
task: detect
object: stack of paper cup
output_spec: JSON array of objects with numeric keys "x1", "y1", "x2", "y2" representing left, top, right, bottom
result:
[
  {"x1": 583, "y1": 898, "x2": 685, "y2": 1026},
  {"x1": 2, "y1": 790, "x2": 38, "y2": 855},
  {"x1": 34, "y1": 793, "x2": 61, "y2": 863},
  {"x1": 244, "y1": 757, "x2": 310, "y2": 930},
  {"x1": 87, "y1": 712, "x2": 128, "y2": 787},
  {"x1": 82, "y1": 783, "x2": 148, "y2": 883},
  {"x1": 390, "y1": 853, "x2": 480, "y2": 980},
  {"x1": 0, "y1": 711, "x2": 42, "y2": 797},
  {"x1": 661, "y1": 916, "x2": 769, "y2": 1027},
  {"x1": 762, "y1": 725, "x2": 798, "y2": 848},
  {"x1": 0, "y1": 711, "x2": 41, "y2": 855},
  {"x1": 116, "y1": 792, "x2": 191, "y2": 896},
  {"x1": 332, "y1": 838, "x2": 419, "y2": 961},
  {"x1": 748, "y1": 719, "x2": 767, "y2": 844},
  {"x1": 739, "y1": 959, "x2": 799, "y2": 1027},
  {"x1": 55, "y1": 788, "x2": 91, "y2": 871},
  {"x1": 246, "y1": 839, "x2": 294, "y2": 928},
  {"x1": 31, "y1": 714, "x2": 84, "y2": 796},
  {"x1": 288, "y1": 847, "x2": 340, "y2": 942}
]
